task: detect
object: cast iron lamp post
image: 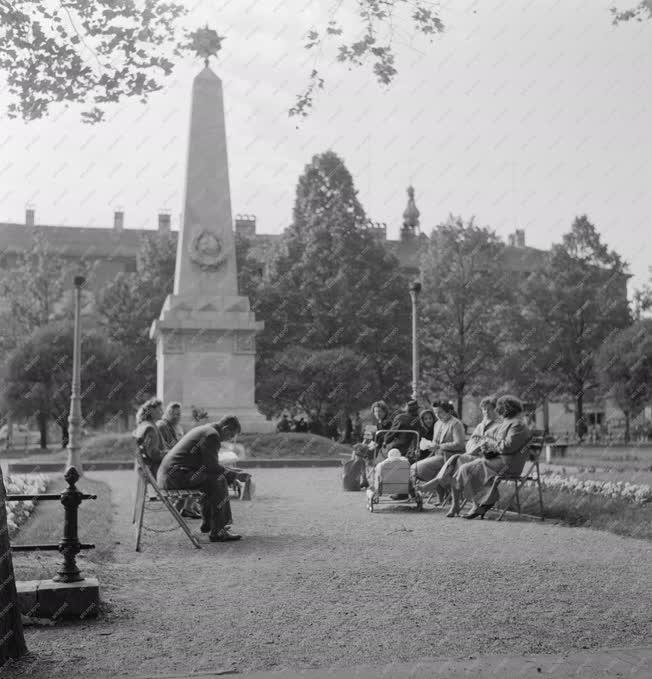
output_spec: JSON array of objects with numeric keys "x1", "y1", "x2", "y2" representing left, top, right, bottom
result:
[
  {"x1": 409, "y1": 280, "x2": 422, "y2": 401},
  {"x1": 66, "y1": 275, "x2": 85, "y2": 475}
]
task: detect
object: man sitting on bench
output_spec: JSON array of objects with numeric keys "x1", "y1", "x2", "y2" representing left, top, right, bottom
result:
[{"x1": 157, "y1": 415, "x2": 250, "y2": 543}]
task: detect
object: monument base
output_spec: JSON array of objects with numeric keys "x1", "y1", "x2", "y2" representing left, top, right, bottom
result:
[{"x1": 182, "y1": 406, "x2": 275, "y2": 434}]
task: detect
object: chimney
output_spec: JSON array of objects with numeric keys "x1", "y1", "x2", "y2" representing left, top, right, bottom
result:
[
  {"x1": 25, "y1": 207, "x2": 35, "y2": 227},
  {"x1": 515, "y1": 229, "x2": 525, "y2": 247},
  {"x1": 158, "y1": 211, "x2": 171, "y2": 233},
  {"x1": 234, "y1": 214, "x2": 256, "y2": 239},
  {"x1": 507, "y1": 233, "x2": 515, "y2": 247},
  {"x1": 113, "y1": 210, "x2": 124, "y2": 231}
]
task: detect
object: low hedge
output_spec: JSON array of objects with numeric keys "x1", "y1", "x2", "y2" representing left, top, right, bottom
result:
[{"x1": 77, "y1": 431, "x2": 351, "y2": 461}]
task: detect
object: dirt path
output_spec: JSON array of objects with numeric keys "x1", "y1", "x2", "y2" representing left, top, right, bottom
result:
[{"x1": 9, "y1": 468, "x2": 652, "y2": 678}]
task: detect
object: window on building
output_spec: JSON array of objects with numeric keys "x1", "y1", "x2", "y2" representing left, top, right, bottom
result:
[{"x1": 125, "y1": 260, "x2": 137, "y2": 273}]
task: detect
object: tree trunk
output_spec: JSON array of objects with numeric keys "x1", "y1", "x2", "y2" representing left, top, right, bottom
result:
[
  {"x1": 61, "y1": 421, "x2": 69, "y2": 449},
  {"x1": 0, "y1": 469, "x2": 28, "y2": 662},
  {"x1": 575, "y1": 391, "x2": 586, "y2": 441},
  {"x1": 542, "y1": 396, "x2": 550, "y2": 436},
  {"x1": 4, "y1": 414, "x2": 13, "y2": 451},
  {"x1": 37, "y1": 412, "x2": 48, "y2": 449},
  {"x1": 456, "y1": 389, "x2": 464, "y2": 420},
  {"x1": 624, "y1": 410, "x2": 631, "y2": 444}
]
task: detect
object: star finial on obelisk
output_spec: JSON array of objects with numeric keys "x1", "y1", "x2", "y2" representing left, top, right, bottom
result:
[{"x1": 190, "y1": 25, "x2": 225, "y2": 67}]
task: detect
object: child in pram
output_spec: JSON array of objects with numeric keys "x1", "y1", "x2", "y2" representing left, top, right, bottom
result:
[{"x1": 366, "y1": 448, "x2": 423, "y2": 512}]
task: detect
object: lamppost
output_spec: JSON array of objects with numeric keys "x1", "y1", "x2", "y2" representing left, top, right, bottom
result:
[
  {"x1": 66, "y1": 275, "x2": 85, "y2": 475},
  {"x1": 409, "y1": 280, "x2": 422, "y2": 401}
]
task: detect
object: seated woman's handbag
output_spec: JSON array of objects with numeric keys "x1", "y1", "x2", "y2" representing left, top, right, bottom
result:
[{"x1": 482, "y1": 444, "x2": 500, "y2": 460}]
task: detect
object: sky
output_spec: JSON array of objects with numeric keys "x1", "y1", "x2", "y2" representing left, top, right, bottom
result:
[{"x1": 1, "y1": 0, "x2": 651, "y2": 291}]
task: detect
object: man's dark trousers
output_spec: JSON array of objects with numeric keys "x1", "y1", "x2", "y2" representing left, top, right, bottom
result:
[{"x1": 159, "y1": 465, "x2": 232, "y2": 535}]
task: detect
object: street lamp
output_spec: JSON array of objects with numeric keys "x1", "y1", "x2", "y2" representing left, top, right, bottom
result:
[
  {"x1": 66, "y1": 275, "x2": 85, "y2": 475},
  {"x1": 409, "y1": 280, "x2": 421, "y2": 401}
]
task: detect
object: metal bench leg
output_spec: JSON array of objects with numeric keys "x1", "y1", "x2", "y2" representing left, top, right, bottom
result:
[
  {"x1": 134, "y1": 477, "x2": 147, "y2": 552},
  {"x1": 132, "y1": 472, "x2": 144, "y2": 524},
  {"x1": 535, "y1": 463, "x2": 545, "y2": 521},
  {"x1": 148, "y1": 485, "x2": 202, "y2": 550},
  {"x1": 515, "y1": 481, "x2": 521, "y2": 515}
]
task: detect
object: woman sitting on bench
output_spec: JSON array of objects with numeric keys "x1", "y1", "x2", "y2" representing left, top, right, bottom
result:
[
  {"x1": 133, "y1": 398, "x2": 165, "y2": 477},
  {"x1": 447, "y1": 395, "x2": 531, "y2": 520}
]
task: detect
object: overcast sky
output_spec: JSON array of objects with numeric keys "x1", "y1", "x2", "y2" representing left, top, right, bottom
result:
[{"x1": 1, "y1": 0, "x2": 650, "y2": 291}]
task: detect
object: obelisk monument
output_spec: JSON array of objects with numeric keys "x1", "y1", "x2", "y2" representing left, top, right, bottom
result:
[{"x1": 150, "y1": 27, "x2": 272, "y2": 432}]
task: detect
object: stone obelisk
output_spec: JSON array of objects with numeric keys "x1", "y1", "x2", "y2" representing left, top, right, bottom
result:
[{"x1": 150, "y1": 28, "x2": 272, "y2": 432}]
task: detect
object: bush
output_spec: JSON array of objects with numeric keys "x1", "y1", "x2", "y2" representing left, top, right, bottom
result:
[
  {"x1": 238, "y1": 432, "x2": 351, "y2": 459},
  {"x1": 77, "y1": 431, "x2": 351, "y2": 461},
  {"x1": 81, "y1": 433, "x2": 135, "y2": 461}
]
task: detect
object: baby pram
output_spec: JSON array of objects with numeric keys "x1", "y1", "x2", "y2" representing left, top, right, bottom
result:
[{"x1": 366, "y1": 429, "x2": 423, "y2": 512}]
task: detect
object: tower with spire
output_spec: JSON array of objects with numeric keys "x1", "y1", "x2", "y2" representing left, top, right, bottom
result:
[{"x1": 401, "y1": 185, "x2": 420, "y2": 240}]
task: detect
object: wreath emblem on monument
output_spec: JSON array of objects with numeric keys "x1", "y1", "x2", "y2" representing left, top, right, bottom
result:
[{"x1": 189, "y1": 230, "x2": 226, "y2": 271}]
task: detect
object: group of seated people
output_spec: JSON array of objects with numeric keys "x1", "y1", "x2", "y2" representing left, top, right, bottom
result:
[
  {"x1": 133, "y1": 398, "x2": 251, "y2": 542},
  {"x1": 353, "y1": 394, "x2": 532, "y2": 519}
]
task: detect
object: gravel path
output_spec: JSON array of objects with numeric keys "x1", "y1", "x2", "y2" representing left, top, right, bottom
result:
[{"x1": 10, "y1": 468, "x2": 652, "y2": 678}]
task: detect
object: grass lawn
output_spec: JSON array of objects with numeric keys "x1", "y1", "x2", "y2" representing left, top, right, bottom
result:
[
  {"x1": 555, "y1": 444, "x2": 652, "y2": 471},
  {"x1": 11, "y1": 475, "x2": 114, "y2": 583}
]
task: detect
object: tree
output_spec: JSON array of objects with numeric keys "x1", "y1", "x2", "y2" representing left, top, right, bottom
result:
[
  {"x1": 257, "y1": 346, "x2": 378, "y2": 421},
  {"x1": 1, "y1": 1, "x2": 444, "y2": 122},
  {"x1": 0, "y1": 228, "x2": 68, "y2": 359},
  {"x1": 632, "y1": 267, "x2": 652, "y2": 320},
  {"x1": 596, "y1": 320, "x2": 652, "y2": 442},
  {"x1": 419, "y1": 216, "x2": 514, "y2": 418},
  {"x1": 520, "y1": 215, "x2": 631, "y2": 439},
  {"x1": 3, "y1": 323, "x2": 132, "y2": 448},
  {"x1": 96, "y1": 231, "x2": 176, "y2": 405},
  {"x1": 235, "y1": 231, "x2": 264, "y2": 303},
  {"x1": 256, "y1": 150, "x2": 411, "y2": 413}
]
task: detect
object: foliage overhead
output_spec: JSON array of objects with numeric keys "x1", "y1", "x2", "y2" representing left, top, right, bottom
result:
[
  {"x1": 291, "y1": 0, "x2": 445, "y2": 116},
  {"x1": 0, "y1": 0, "x2": 188, "y2": 123}
]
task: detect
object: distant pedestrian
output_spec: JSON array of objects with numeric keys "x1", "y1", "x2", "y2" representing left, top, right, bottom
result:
[{"x1": 276, "y1": 413, "x2": 291, "y2": 433}]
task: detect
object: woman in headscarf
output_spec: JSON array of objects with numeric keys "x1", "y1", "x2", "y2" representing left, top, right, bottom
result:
[
  {"x1": 411, "y1": 400, "x2": 465, "y2": 500},
  {"x1": 419, "y1": 396, "x2": 500, "y2": 505},
  {"x1": 447, "y1": 394, "x2": 531, "y2": 519},
  {"x1": 133, "y1": 397, "x2": 165, "y2": 477}
]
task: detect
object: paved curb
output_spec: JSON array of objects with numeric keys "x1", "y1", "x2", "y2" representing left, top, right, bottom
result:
[
  {"x1": 128, "y1": 646, "x2": 652, "y2": 679},
  {"x1": 7, "y1": 458, "x2": 344, "y2": 473}
]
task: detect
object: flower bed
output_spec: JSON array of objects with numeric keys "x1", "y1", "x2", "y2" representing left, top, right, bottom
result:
[
  {"x1": 5, "y1": 474, "x2": 48, "y2": 538},
  {"x1": 540, "y1": 471, "x2": 652, "y2": 505}
]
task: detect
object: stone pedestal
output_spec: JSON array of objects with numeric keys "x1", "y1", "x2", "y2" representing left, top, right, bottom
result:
[
  {"x1": 17, "y1": 578, "x2": 99, "y2": 620},
  {"x1": 152, "y1": 294, "x2": 271, "y2": 431},
  {"x1": 150, "y1": 64, "x2": 272, "y2": 433}
]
